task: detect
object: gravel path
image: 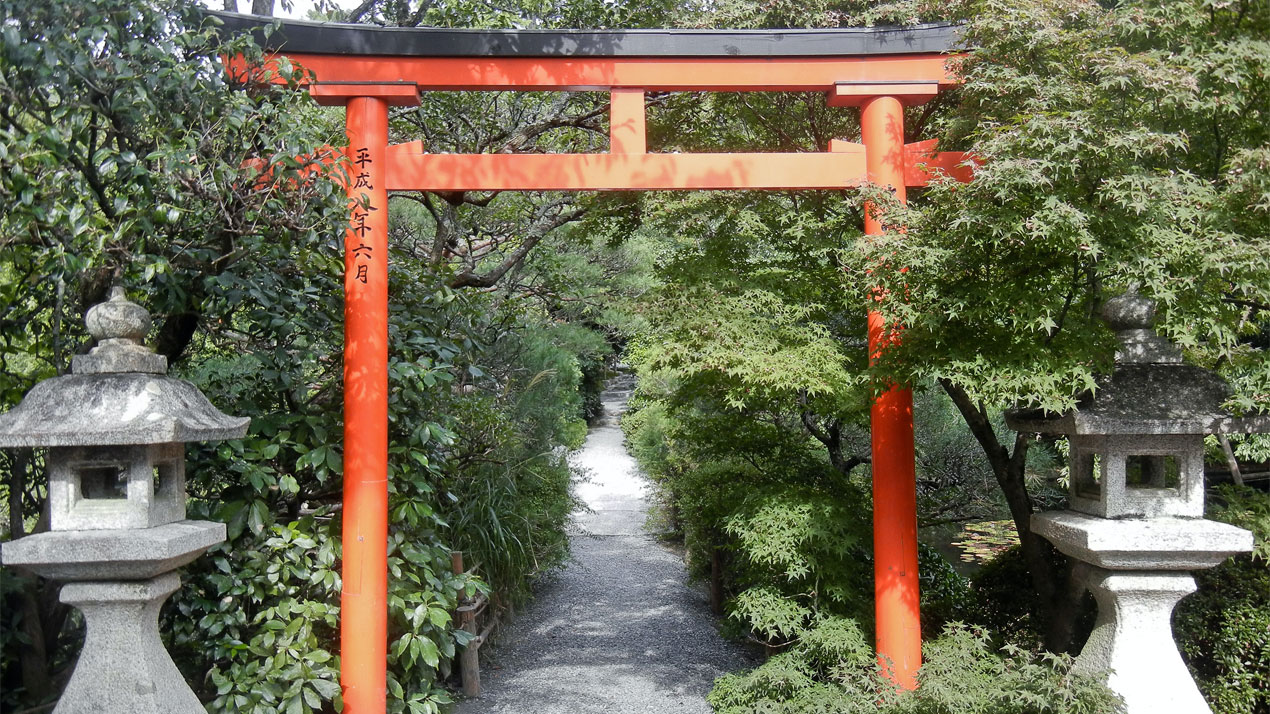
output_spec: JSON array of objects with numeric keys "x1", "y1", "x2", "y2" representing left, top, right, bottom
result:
[{"x1": 453, "y1": 376, "x2": 757, "y2": 713}]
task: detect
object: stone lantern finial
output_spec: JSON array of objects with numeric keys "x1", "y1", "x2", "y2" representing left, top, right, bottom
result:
[
  {"x1": 1101, "y1": 290, "x2": 1181, "y2": 366},
  {"x1": 87, "y1": 286, "x2": 151, "y2": 342},
  {"x1": 74, "y1": 286, "x2": 167, "y2": 375}
]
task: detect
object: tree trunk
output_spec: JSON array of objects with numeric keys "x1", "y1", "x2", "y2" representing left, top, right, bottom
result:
[
  {"x1": 6, "y1": 451, "x2": 73, "y2": 703},
  {"x1": 8, "y1": 449, "x2": 28, "y2": 539},
  {"x1": 799, "y1": 410, "x2": 867, "y2": 477},
  {"x1": 6, "y1": 450, "x2": 54, "y2": 702},
  {"x1": 155, "y1": 310, "x2": 201, "y2": 365},
  {"x1": 710, "y1": 545, "x2": 725, "y2": 615},
  {"x1": 222, "y1": 0, "x2": 237, "y2": 10},
  {"x1": 1218, "y1": 434, "x2": 1244, "y2": 486},
  {"x1": 940, "y1": 379, "x2": 1083, "y2": 653},
  {"x1": 16, "y1": 586, "x2": 53, "y2": 702},
  {"x1": 251, "y1": 0, "x2": 274, "y2": 16}
]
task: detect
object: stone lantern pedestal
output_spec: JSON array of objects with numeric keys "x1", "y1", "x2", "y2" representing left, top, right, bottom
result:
[
  {"x1": 2, "y1": 524, "x2": 226, "y2": 713},
  {"x1": 1030, "y1": 512, "x2": 1251, "y2": 713},
  {"x1": 1007, "y1": 291, "x2": 1266, "y2": 714},
  {"x1": 0, "y1": 288, "x2": 248, "y2": 714},
  {"x1": 58, "y1": 574, "x2": 201, "y2": 712}
]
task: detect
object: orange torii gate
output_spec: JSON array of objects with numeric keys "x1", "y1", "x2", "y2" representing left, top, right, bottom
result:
[{"x1": 216, "y1": 12, "x2": 971, "y2": 712}]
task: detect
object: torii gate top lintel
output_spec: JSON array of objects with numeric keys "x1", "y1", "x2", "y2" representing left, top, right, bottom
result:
[
  {"x1": 214, "y1": 12, "x2": 971, "y2": 192},
  {"x1": 212, "y1": 11, "x2": 962, "y2": 95}
]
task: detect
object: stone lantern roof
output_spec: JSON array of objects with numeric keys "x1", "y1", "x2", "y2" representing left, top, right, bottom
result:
[
  {"x1": 0, "y1": 288, "x2": 248, "y2": 447},
  {"x1": 1006, "y1": 291, "x2": 1270, "y2": 437}
]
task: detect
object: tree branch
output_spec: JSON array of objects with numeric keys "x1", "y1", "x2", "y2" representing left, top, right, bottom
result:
[
  {"x1": 447, "y1": 207, "x2": 585, "y2": 289},
  {"x1": 344, "y1": 0, "x2": 377, "y2": 23}
]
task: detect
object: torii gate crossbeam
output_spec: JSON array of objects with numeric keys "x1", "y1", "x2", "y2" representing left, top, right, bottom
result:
[{"x1": 214, "y1": 11, "x2": 970, "y2": 712}]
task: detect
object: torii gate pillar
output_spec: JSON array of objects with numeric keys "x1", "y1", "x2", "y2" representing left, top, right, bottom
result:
[
  {"x1": 331, "y1": 84, "x2": 420, "y2": 714},
  {"x1": 861, "y1": 94, "x2": 921, "y2": 689},
  {"x1": 830, "y1": 82, "x2": 933, "y2": 688}
]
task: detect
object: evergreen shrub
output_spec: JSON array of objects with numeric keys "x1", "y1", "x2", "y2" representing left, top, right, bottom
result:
[
  {"x1": 1176, "y1": 485, "x2": 1270, "y2": 714},
  {"x1": 710, "y1": 622, "x2": 1123, "y2": 714}
]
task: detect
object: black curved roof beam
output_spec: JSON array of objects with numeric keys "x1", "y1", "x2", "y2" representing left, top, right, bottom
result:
[{"x1": 204, "y1": 10, "x2": 963, "y2": 58}]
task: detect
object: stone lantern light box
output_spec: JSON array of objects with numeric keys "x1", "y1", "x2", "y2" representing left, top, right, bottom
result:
[
  {"x1": 51, "y1": 443, "x2": 185, "y2": 530},
  {"x1": 1009, "y1": 291, "x2": 1267, "y2": 520}
]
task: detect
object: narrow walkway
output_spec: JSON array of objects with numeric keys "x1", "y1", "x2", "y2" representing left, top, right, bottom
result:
[{"x1": 454, "y1": 375, "x2": 756, "y2": 713}]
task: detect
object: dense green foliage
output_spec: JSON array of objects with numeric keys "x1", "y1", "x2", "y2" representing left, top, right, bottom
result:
[
  {"x1": 624, "y1": 0, "x2": 1267, "y2": 712},
  {"x1": 863, "y1": 0, "x2": 1270, "y2": 416},
  {"x1": 2, "y1": 1, "x2": 350, "y2": 708},
  {"x1": 710, "y1": 622, "x2": 1122, "y2": 714},
  {"x1": 0, "y1": 1, "x2": 621, "y2": 711},
  {"x1": 1176, "y1": 485, "x2": 1270, "y2": 714}
]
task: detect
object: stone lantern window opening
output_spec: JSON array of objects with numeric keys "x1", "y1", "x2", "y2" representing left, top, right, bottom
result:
[
  {"x1": 78, "y1": 463, "x2": 128, "y2": 500},
  {"x1": 1072, "y1": 445, "x2": 1102, "y2": 500},
  {"x1": 1066, "y1": 433, "x2": 1204, "y2": 519},
  {"x1": 153, "y1": 457, "x2": 179, "y2": 500},
  {"x1": 1124, "y1": 453, "x2": 1180, "y2": 490},
  {"x1": 50, "y1": 442, "x2": 186, "y2": 531}
]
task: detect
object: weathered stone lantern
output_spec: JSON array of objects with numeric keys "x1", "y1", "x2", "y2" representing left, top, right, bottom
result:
[
  {"x1": 1006, "y1": 291, "x2": 1266, "y2": 714},
  {"x1": 0, "y1": 288, "x2": 249, "y2": 714}
]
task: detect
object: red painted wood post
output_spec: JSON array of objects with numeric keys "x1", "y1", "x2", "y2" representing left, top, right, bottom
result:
[
  {"x1": 860, "y1": 94, "x2": 922, "y2": 690},
  {"x1": 342, "y1": 95, "x2": 391, "y2": 714},
  {"x1": 609, "y1": 88, "x2": 647, "y2": 155}
]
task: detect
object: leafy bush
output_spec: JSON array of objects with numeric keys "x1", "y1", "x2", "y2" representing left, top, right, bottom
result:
[
  {"x1": 725, "y1": 485, "x2": 874, "y2": 637},
  {"x1": 710, "y1": 622, "x2": 1123, "y2": 714},
  {"x1": 434, "y1": 319, "x2": 599, "y2": 605},
  {"x1": 1176, "y1": 485, "x2": 1270, "y2": 714},
  {"x1": 168, "y1": 514, "x2": 344, "y2": 713},
  {"x1": 917, "y1": 544, "x2": 975, "y2": 638},
  {"x1": 150, "y1": 252, "x2": 486, "y2": 714},
  {"x1": 0, "y1": 0, "x2": 356, "y2": 708},
  {"x1": 951, "y1": 544, "x2": 1096, "y2": 653}
]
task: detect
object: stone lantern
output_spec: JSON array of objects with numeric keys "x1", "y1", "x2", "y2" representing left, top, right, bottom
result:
[
  {"x1": 1006, "y1": 291, "x2": 1266, "y2": 714},
  {"x1": 0, "y1": 288, "x2": 249, "y2": 714}
]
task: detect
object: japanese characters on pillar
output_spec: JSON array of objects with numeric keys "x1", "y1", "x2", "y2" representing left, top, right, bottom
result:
[{"x1": 350, "y1": 146, "x2": 380, "y2": 287}]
